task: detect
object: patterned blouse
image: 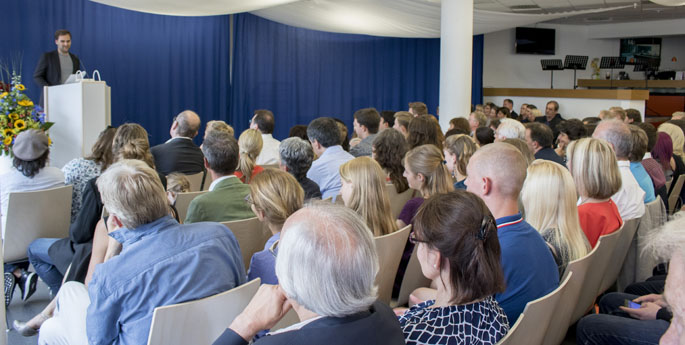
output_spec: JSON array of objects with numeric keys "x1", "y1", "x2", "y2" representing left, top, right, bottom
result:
[
  {"x1": 399, "y1": 297, "x2": 509, "y2": 345},
  {"x1": 62, "y1": 158, "x2": 102, "y2": 222}
]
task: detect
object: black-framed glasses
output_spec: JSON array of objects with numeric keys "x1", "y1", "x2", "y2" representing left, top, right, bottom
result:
[{"x1": 408, "y1": 231, "x2": 428, "y2": 245}]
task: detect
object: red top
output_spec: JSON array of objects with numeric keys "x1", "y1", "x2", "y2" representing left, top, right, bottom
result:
[
  {"x1": 578, "y1": 199, "x2": 623, "y2": 248},
  {"x1": 234, "y1": 165, "x2": 264, "y2": 184}
]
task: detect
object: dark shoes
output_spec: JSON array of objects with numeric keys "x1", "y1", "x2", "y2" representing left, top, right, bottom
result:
[{"x1": 4, "y1": 270, "x2": 38, "y2": 307}]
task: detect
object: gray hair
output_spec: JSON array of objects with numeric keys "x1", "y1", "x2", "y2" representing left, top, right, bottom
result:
[
  {"x1": 96, "y1": 160, "x2": 168, "y2": 229},
  {"x1": 496, "y1": 118, "x2": 525, "y2": 140},
  {"x1": 275, "y1": 203, "x2": 378, "y2": 317},
  {"x1": 279, "y1": 137, "x2": 314, "y2": 180},
  {"x1": 593, "y1": 119, "x2": 632, "y2": 159},
  {"x1": 307, "y1": 117, "x2": 340, "y2": 148},
  {"x1": 646, "y1": 215, "x2": 685, "y2": 261}
]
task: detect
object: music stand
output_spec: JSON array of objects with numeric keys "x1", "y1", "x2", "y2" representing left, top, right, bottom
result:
[
  {"x1": 600, "y1": 57, "x2": 626, "y2": 88},
  {"x1": 541, "y1": 59, "x2": 564, "y2": 89},
  {"x1": 634, "y1": 57, "x2": 660, "y2": 88},
  {"x1": 564, "y1": 55, "x2": 588, "y2": 89}
]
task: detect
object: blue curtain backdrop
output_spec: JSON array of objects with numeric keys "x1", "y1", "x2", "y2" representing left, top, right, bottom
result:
[
  {"x1": 230, "y1": 13, "x2": 484, "y2": 140},
  {"x1": 0, "y1": 0, "x2": 230, "y2": 146}
]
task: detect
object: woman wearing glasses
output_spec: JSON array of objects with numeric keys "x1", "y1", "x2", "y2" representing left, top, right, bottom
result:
[
  {"x1": 397, "y1": 191, "x2": 509, "y2": 345},
  {"x1": 246, "y1": 169, "x2": 304, "y2": 285}
]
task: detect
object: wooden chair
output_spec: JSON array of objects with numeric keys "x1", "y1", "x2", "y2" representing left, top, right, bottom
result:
[
  {"x1": 373, "y1": 225, "x2": 411, "y2": 304},
  {"x1": 3, "y1": 185, "x2": 73, "y2": 263},
  {"x1": 385, "y1": 184, "x2": 416, "y2": 219},
  {"x1": 221, "y1": 217, "x2": 270, "y2": 271},
  {"x1": 173, "y1": 191, "x2": 207, "y2": 223},
  {"x1": 668, "y1": 174, "x2": 685, "y2": 214},
  {"x1": 147, "y1": 278, "x2": 260, "y2": 345},
  {"x1": 183, "y1": 171, "x2": 206, "y2": 192},
  {"x1": 393, "y1": 243, "x2": 431, "y2": 307},
  {"x1": 496, "y1": 272, "x2": 573, "y2": 345},
  {"x1": 599, "y1": 217, "x2": 640, "y2": 294}
]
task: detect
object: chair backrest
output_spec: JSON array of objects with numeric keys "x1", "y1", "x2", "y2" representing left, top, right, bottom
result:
[
  {"x1": 373, "y1": 224, "x2": 411, "y2": 304},
  {"x1": 394, "y1": 243, "x2": 431, "y2": 307},
  {"x1": 385, "y1": 184, "x2": 416, "y2": 219},
  {"x1": 183, "y1": 171, "x2": 206, "y2": 192},
  {"x1": 147, "y1": 278, "x2": 260, "y2": 345},
  {"x1": 4, "y1": 185, "x2": 73, "y2": 262},
  {"x1": 600, "y1": 217, "x2": 640, "y2": 294},
  {"x1": 634, "y1": 196, "x2": 667, "y2": 283},
  {"x1": 221, "y1": 217, "x2": 270, "y2": 271},
  {"x1": 497, "y1": 272, "x2": 573, "y2": 345},
  {"x1": 569, "y1": 227, "x2": 622, "y2": 324},
  {"x1": 174, "y1": 191, "x2": 207, "y2": 223},
  {"x1": 668, "y1": 174, "x2": 685, "y2": 214},
  {"x1": 543, "y1": 246, "x2": 598, "y2": 345}
]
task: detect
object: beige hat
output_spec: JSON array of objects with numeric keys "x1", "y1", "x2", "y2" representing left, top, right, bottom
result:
[{"x1": 12, "y1": 129, "x2": 49, "y2": 161}]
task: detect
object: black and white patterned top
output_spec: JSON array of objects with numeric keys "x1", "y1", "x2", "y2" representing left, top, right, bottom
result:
[
  {"x1": 62, "y1": 158, "x2": 102, "y2": 223},
  {"x1": 398, "y1": 296, "x2": 509, "y2": 345}
]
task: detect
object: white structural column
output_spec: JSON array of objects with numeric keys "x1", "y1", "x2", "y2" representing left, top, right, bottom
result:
[{"x1": 438, "y1": 0, "x2": 473, "y2": 132}]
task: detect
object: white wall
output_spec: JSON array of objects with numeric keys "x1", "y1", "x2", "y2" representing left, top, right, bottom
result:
[{"x1": 483, "y1": 24, "x2": 685, "y2": 90}]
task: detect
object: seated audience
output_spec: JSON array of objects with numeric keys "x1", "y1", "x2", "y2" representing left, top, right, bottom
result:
[
  {"x1": 504, "y1": 98, "x2": 518, "y2": 119},
  {"x1": 483, "y1": 102, "x2": 494, "y2": 118},
  {"x1": 184, "y1": 131, "x2": 253, "y2": 223},
  {"x1": 372, "y1": 128, "x2": 409, "y2": 194},
  {"x1": 247, "y1": 169, "x2": 304, "y2": 285},
  {"x1": 521, "y1": 160, "x2": 591, "y2": 274},
  {"x1": 350, "y1": 108, "x2": 381, "y2": 157},
  {"x1": 62, "y1": 126, "x2": 116, "y2": 222},
  {"x1": 489, "y1": 119, "x2": 501, "y2": 132},
  {"x1": 657, "y1": 123, "x2": 685, "y2": 195},
  {"x1": 151, "y1": 110, "x2": 204, "y2": 175},
  {"x1": 465, "y1": 142, "x2": 559, "y2": 322},
  {"x1": 307, "y1": 117, "x2": 354, "y2": 200},
  {"x1": 37, "y1": 159, "x2": 246, "y2": 345},
  {"x1": 625, "y1": 108, "x2": 642, "y2": 124},
  {"x1": 165, "y1": 172, "x2": 190, "y2": 206},
  {"x1": 287, "y1": 124, "x2": 308, "y2": 141},
  {"x1": 604, "y1": 107, "x2": 627, "y2": 122},
  {"x1": 525, "y1": 106, "x2": 541, "y2": 124},
  {"x1": 393, "y1": 111, "x2": 413, "y2": 138},
  {"x1": 250, "y1": 109, "x2": 280, "y2": 165},
  {"x1": 535, "y1": 101, "x2": 564, "y2": 138},
  {"x1": 519, "y1": 103, "x2": 528, "y2": 120},
  {"x1": 408, "y1": 101, "x2": 428, "y2": 117},
  {"x1": 567, "y1": 138, "x2": 623, "y2": 248},
  {"x1": 593, "y1": 120, "x2": 647, "y2": 218},
  {"x1": 496, "y1": 107, "x2": 510, "y2": 119},
  {"x1": 213, "y1": 204, "x2": 406, "y2": 345},
  {"x1": 554, "y1": 119, "x2": 587, "y2": 162},
  {"x1": 205, "y1": 120, "x2": 235, "y2": 138},
  {"x1": 398, "y1": 191, "x2": 509, "y2": 345},
  {"x1": 524, "y1": 122, "x2": 565, "y2": 165},
  {"x1": 652, "y1": 132, "x2": 676, "y2": 181},
  {"x1": 379, "y1": 110, "x2": 395, "y2": 130},
  {"x1": 332, "y1": 118, "x2": 351, "y2": 152},
  {"x1": 502, "y1": 138, "x2": 535, "y2": 166},
  {"x1": 2, "y1": 129, "x2": 65, "y2": 306},
  {"x1": 443, "y1": 134, "x2": 478, "y2": 190},
  {"x1": 235, "y1": 128, "x2": 264, "y2": 183},
  {"x1": 495, "y1": 118, "x2": 525, "y2": 141},
  {"x1": 636, "y1": 123, "x2": 667, "y2": 205},
  {"x1": 475, "y1": 127, "x2": 495, "y2": 146},
  {"x1": 468, "y1": 111, "x2": 487, "y2": 135},
  {"x1": 448, "y1": 117, "x2": 471, "y2": 134},
  {"x1": 340, "y1": 157, "x2": 397, "y2": 237},
  {"x1": 278, "y1": 137, "x2": 321, "y2": 200},
  {"x1": 407, "y1": 115, "x2": 443, "y2": 150},
  {"x1": 629, "y1": 125, "x2": 660, "y2": 202}
]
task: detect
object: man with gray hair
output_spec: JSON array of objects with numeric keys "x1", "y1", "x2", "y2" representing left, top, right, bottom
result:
[
  {"x1": 38, "y1": 159, "x2": 246, "y2": 345},
  {"x1": 151, "y1": 110, "x2": 204, "y2": 175},
  {"x1": 495, "y1": 118, "x2": 525, "y2": 141},
  {"x1": 593, "y1": 119, "x2": 646, "y2": 219},
  {"x1": 213, "y1": 203, "x2": 405, "y2": 345},
  {"x1": 279, "y1": 137, "x2": 321, "y2": 200}
]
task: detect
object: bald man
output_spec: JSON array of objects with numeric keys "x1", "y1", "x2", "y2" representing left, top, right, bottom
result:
[
  {"x1": 151, "y1": 110, "x2": 205, "y2": 175},
  {"x1": 465, "y1": 142, "x2": 559, "y2": 323}
]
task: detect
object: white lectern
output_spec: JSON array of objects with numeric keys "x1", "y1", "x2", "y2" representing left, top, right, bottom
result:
[{"x1": 45, "y1": 80, "x2": 111, "y2": 168}]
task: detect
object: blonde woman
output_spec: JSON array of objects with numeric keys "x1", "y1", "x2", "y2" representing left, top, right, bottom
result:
[
  {"x1": 339, "y1": 157, "x2": 397, "y2": 237},
  {"x1": 166, "y1": 173, "x2": 191, "y2": 206},
  {"x1": 235, "y1": 129, "x2": 264, "y2": 183},
  {"x1": 521, "y1": 160, "x2": 590, "y2": 274},
  {"x1": 444, "y1": 134, "x2": 478, "y2": 190},
  {"x1": 204, "y1": 120, "x2": 234, "y2": 138},
  {"x1": 567, "y1": 138, "x2": 623, "y2": 248},
  {"x1": 247, "y1": 169, "x2": 304, "y2": 285}
]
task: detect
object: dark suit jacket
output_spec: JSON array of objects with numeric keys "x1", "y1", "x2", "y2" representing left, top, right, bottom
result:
[
  {"x1": 534, "y1": 147, "x2": 566, "y2": 166},
  {"x1": 535, "y1": 114, "x2": 564, "y2": 138},
  {"x1": 33, "y1": 50, "x2": 80, "y2": 87},
  {"x1": 151, "y1": 137, "x2": 205, "y2": 175},
  {"x1": 213, "y1": 301, "x2": 405, "y2": 345}
]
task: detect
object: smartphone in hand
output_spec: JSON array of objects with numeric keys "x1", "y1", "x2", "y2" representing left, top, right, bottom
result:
[{"x1": 624, "y1": 300, "x2": 641, "y2": 309}]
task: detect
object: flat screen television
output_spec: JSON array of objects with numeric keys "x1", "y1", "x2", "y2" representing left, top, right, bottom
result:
[
  {"x1": 620, "y1": 37, "x2": 661, "y2": 66},
  {"x1": 515, "y1": 27, "x2": 555, "y2": 55}
]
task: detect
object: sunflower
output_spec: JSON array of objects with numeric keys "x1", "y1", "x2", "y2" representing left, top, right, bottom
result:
[
  {"x1": 3, "y1": 129, "x2": 13, "y2": 137},
  {"x1": 3, "y1": 136, "x2": 11, "y2": 146},
  {"x1": 17, "y1": 99, "x2": 33, "y2": 107},
  {"x1": 14, "y1": 119, "x2": 26, "y2": 131},
  {"x1": 0, "y1": 92, "x2": 7, "y2": 99},
  {"x1": 9, "y1": 113, "x2": 18, "y2": 120},
  {"x1": 16, "y1": 84, "x2": 25, "y2": 91}
]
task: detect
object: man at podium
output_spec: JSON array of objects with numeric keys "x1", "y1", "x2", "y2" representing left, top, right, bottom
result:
[{"x1": 33, "y1": 29, "x2": 80, "y2": 106}]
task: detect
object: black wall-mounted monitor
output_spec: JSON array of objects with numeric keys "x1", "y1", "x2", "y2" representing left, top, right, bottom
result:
[
  {"x1": 515, "y1": 27, "x2": 555, "y2": 55},
  {"x1": 620, "y1": 37, "x2": 661, "y2": 67}
]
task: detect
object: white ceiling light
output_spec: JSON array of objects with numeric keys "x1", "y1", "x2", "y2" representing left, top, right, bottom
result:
[{"x1": 649, "y1": 0, "x2": 685, "y2": 6}]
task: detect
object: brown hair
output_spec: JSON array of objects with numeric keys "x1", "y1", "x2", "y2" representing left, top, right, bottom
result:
[
  {"x1": 449, "y1": 117, "x2": 471, "y2": 133},
  {"x1": 414, "y1": 190, "x2": 505, "y2": 304},
  {"x1": 408, "y1": 102, "x2": 428, "y2": 115},
  {"x1": 54, "y1": 29, "x2": 71, "y2": 40},
  {"x1": 444, "y1": 134, "x2": 478, "y2": 177},
  {"x1": 85, "y1": 126, "x2": 117, "y2": 170},
  {"x1": 373, "y1": 128, "x2": 409, "y2": 193},
  {"x1": 407, "y1": 115, "x2": 443, "y2": 150},
  {"x1": 115, "y1": 138, "x2": 156, "y2": 169},
  {"x1": 404, "y1": 144, "x2": 453, "y2": 197},
  {"x1": 111, "y1": 123, "x2": 154, "y2": 168}
]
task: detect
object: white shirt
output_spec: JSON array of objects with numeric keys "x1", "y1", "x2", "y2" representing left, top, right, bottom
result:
[
  {"x1": 208, "y1": 175, "x2": 237, "y2": 191},
  {"x1": 611, "y1": 160, "x2": 646, "y2": 220},
  {"x1": 256, "y1": 133, "x2": 281, "y2": 165}
]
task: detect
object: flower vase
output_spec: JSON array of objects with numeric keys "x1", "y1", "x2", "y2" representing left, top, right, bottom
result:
[{"x1": 0, "y1": 154, "x2": 13, "y2": 176}]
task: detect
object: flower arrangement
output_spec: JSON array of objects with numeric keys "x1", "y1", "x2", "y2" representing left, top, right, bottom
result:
[
  {"x1": 590, "y1": 58, "x2": 601, "y2": 80},
  {"x1": 0, "y1": 73, "x2": 53, "y2": 156}
]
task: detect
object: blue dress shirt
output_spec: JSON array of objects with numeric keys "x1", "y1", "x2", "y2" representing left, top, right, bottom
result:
[
  {"x1": 248, "y1": 232, "x2": 280, "y2": 285},
  {"x1": 306, "y1": 145, "x2": 354, "y2": 200},
  {"x1": 629, "y1": 161, "x2": 656, "y2": 203},
  {"x1": 86, "y1": 216, "x2": 247, "y2": 345}
]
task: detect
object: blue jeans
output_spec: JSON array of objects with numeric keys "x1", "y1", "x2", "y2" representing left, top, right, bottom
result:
[{"x1": 27, "y1": 238, "x2": 63, "y2": 295}]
